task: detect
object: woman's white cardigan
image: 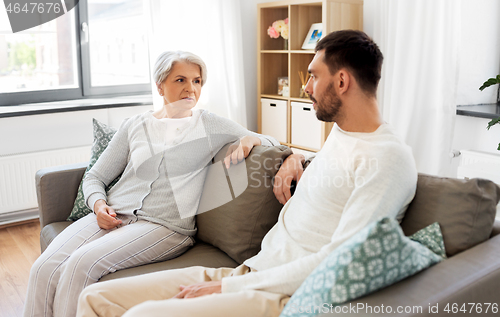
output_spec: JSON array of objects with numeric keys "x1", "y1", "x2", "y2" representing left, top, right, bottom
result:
[{"x1": 83, "y1": 109, "x2": 278, "y2": 236}]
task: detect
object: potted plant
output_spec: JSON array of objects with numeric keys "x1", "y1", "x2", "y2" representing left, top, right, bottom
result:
[{"x1": 479, "y1": 74, "x2": 500, "y2": 150}]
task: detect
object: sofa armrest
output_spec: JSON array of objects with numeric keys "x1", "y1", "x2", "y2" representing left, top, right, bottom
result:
[
  {"x1": 36, "y1": 162, "x2": 88, "y2": 228},
  {"x1": 323, "y1": 234, "x2": 500, "y2": 316}
]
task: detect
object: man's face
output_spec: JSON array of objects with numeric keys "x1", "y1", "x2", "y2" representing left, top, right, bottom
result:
[{"x1": 304, "y1": 50, "x2": 342, "y2": 123}]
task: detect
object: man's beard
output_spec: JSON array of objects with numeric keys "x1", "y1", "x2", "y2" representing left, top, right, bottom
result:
[{"x1": 309, "y1": 82, "x2": 342, "y2": 122}]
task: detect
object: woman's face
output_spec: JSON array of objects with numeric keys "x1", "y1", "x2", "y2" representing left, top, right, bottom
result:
[{"x1": 158, "y1": 61, "x2": 202, "y2": 110}]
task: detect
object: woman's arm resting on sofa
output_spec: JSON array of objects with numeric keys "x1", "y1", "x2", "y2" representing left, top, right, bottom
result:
[{"x1": 224, "y1": 136, "x2": 261, "y2": 168}]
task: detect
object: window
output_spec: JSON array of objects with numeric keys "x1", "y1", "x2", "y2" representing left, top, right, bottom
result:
[{"x1": 0, "y1": 0, "x2": 151, "y2": 106}]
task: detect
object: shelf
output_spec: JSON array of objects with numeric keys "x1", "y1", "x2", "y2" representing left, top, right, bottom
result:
[
  {"x1": 288, "y1": 143, "x2": 319, "y2": 153},
  {"x1": 260, "y1": 6, "x2": 289, "y2": 51},
  {"x1": 261, "y1": 94, "x2": 288, "y2": 101},
  {"x1": 290, "y1": 54, "x2": 314, "y2": 98},
  {"x1": 290, "y1": 97, "x2": 312, "y2": 103},
  {"x1": 261, "y1": 50, "x2": 289, "y2": 53},
  {"x1": 260, "y1": 95, "x2": 313, "y2": 103},
  {"x1": 278, "y1": 140, "x2": 323, "y2": 153},
  {"x1": 261, "y1": 54, "x2": 288, "y2": 95},
  {"x1": 456, "y1": 104, "x2": 500, "y2": 120},
  {"x1": 290, "y1": 50, "x2": 315, "y2": 54},
  {"x1": 290, "y1": 4, "x2": 322, "y2": 50}
]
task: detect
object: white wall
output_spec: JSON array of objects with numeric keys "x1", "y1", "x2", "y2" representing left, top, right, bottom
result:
[
  {"x1": 456, "y1": 0, "x2": 500, "y2": 105},
  {"x1": 0, "y1": 105, "x2": 152, "y2": 157},
  {"x1": 453, "y1": 115, "x2": 500, "y2": 154},
  {"x1": 450, "y1": 0, "x2": 500, "y2": 175}
]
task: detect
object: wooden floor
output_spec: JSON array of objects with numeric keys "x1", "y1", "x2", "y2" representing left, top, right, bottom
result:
[{"x1": 0, "y1": 220, "x2": 41, "y2": 317}]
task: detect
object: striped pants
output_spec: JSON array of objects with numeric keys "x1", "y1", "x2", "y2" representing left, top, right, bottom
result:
[{"x1": 23, "y1": 213, "x2": 194, "y2": 317}]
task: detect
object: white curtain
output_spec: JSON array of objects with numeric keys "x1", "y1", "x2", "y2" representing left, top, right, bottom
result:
[
  {"x1": 144, "y1": 0, "x2": 248, "y2": 127},
  {"x1": 364, "y1": 0, "x2": 461, "y2": 176}
]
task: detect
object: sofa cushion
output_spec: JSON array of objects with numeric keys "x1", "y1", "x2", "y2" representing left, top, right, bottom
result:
[
  {"x1": 280, "y1": 218, "x2": 445, "y2": 317},
  {"x1": 196, "y1": 145, "x2": 293, "y2": 264},
  {"x1": 401, "y1": 174, "x2": 500, "y2": 257},
  {"x1": 67, "y1": 119, "x2": 120, "y2": 221},
  {"x1": 40, "y1": 221, "x2": 239, "y2": 282},
  {"x1": 100, "y1": 242, "x2": 239, "y2": 282}
]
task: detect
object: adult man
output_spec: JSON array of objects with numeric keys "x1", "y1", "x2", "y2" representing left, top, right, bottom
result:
[{"x1": 77, "y1": 30, "x2": 417, "y2": 317}]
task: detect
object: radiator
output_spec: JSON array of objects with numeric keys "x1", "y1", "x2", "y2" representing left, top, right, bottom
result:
[
  {"x1": 0, "y1": 146, "x2": 91, "y2": 216},
  {"x1": 457, "y1": 150, "x2": 500, "y2": 184}
]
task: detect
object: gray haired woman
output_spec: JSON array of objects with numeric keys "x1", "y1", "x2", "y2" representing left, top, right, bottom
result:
[{"x1": 24, "y1": 51, "x2": 278, "y2": 317}]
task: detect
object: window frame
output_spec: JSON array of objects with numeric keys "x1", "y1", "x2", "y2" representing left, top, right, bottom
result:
[
  {"x1": 0, "y1": 0, "x2": 151, "y2": 107},
  {"x1": 78, "y1": 0, "x2": 151, "y2": 97}
]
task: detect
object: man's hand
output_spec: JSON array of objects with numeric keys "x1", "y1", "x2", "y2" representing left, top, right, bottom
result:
[
  {"x1": 273, "y1": 154, "x2": 305, "y2": 204},
  {"x1": 173, "y1": 281, "x2": 222, "y2": 299},
  {"x1": 224, "y1": 136, "x2": 261, "y2": 169},
  {"x1": 94, "y1": 199, "x2": 122, "y2": 229}
]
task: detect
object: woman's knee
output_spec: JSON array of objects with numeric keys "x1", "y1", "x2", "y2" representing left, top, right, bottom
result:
[
  {"x1": 28, "y1": 252, "x2": 61, "y2": 283},
  {"x1": 60, "y1": 249, "x2": 104, "y2": 284}
]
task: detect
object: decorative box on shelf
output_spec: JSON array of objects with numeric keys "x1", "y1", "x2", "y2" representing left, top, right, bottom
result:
[
  {"x1": 291, "y1": 101, "x2": 322, "y2": 150},
  {"x1": 261, "y1": 98, "x2": 287, "y2": 144}
]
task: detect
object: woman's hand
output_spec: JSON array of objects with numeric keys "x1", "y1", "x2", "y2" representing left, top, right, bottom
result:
[
  {"x1": 173, "y1": 281, "x2": 222, "y2": 299},
  {"x1": 94, "y1": 199, "x2": 122, "y2": 230},
  {"x1": 224, "y1": 136, "x2": 261, "y2": 168},
  {"x1": 273, "y1": 154, "x2": 305, "y2": 204}
]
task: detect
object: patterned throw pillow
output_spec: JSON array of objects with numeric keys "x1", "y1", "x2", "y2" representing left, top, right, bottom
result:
[
  {"x1": 408, "y1": 222, "x2": 447, "y2": 259},
  {"x1": 280, "y1": 218, "x2": 445, "y2": 317},
  {"x1": 67, "y1": 119, "x2": 119, "y2": 221}
]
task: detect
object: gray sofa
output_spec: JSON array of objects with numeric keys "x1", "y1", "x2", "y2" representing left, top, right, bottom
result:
[{"x1": 36, "y1": 146, "x2": 500, "y2": 316}]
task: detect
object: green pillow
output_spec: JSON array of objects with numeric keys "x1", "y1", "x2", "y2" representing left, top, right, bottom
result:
[
  {"x1": 67, "y1": 119, "x2": 120, "y2": 221},
  {"x1": 279, "y1": 218, "x2": 445, "y2": 317},
  {"x1": 408, "y1": 222, "x2": 447, "y2": 259}
]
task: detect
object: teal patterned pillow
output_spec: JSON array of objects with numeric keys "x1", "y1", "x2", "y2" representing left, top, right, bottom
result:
[
  {"x1": 67, "y1": 119, "x2": 120, "y2": 221},
  {"x1": 280, "y1": 218, "x2": 445, "y2": 317},
  {"x1": 408, "y1": 222, "x2": 447, "y2": 259}
]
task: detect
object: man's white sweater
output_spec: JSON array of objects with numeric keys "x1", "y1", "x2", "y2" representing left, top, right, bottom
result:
[{"x1": 222, "y1": 122, "x2": 418, "y2": 296}]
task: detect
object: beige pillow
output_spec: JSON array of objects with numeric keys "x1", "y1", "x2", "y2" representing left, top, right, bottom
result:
[
  {"x1": 401, "y1": 174, "x2": 500, "y2": 256},
  {"x1": 196, "y1": 145, "x2": 293, "y2": 264}
]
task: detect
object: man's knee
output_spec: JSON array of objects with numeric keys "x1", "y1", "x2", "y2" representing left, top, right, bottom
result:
[
  {"x1": 122, "y1": 300, "x2": 162, "y2": 317},
  {"x1": 77, "y1": 283, "x2": 127, "y2": 317},
  {"x1": 78, "y1": 282, "x2": 103, "y2": 308},
  {"x1": 79, "y1": 282, "x2": 101, "y2": 301},
  {"x1": 122, "y1": 298, "x2": 205, "y2": 317}
]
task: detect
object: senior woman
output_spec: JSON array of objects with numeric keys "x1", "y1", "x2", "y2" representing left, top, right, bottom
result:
[{"x1": 23, "y1": 51, "x2": 278, "y2": 317}]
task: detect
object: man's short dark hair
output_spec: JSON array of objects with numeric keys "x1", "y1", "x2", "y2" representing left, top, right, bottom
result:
[{"x1": 315, "y1": 30, "x2": 383, "y2": 96}]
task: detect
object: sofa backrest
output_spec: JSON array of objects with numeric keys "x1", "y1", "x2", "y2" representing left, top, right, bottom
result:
[
  {"x1": 196, "y1": 145, "x2": 293, "y2": 264},
  {"x1": 491, "y1": 219, "x2": 500, "y2": 237},
  {"x1": 401, "y1": 174, "x2": 500, "y2": 257}
]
